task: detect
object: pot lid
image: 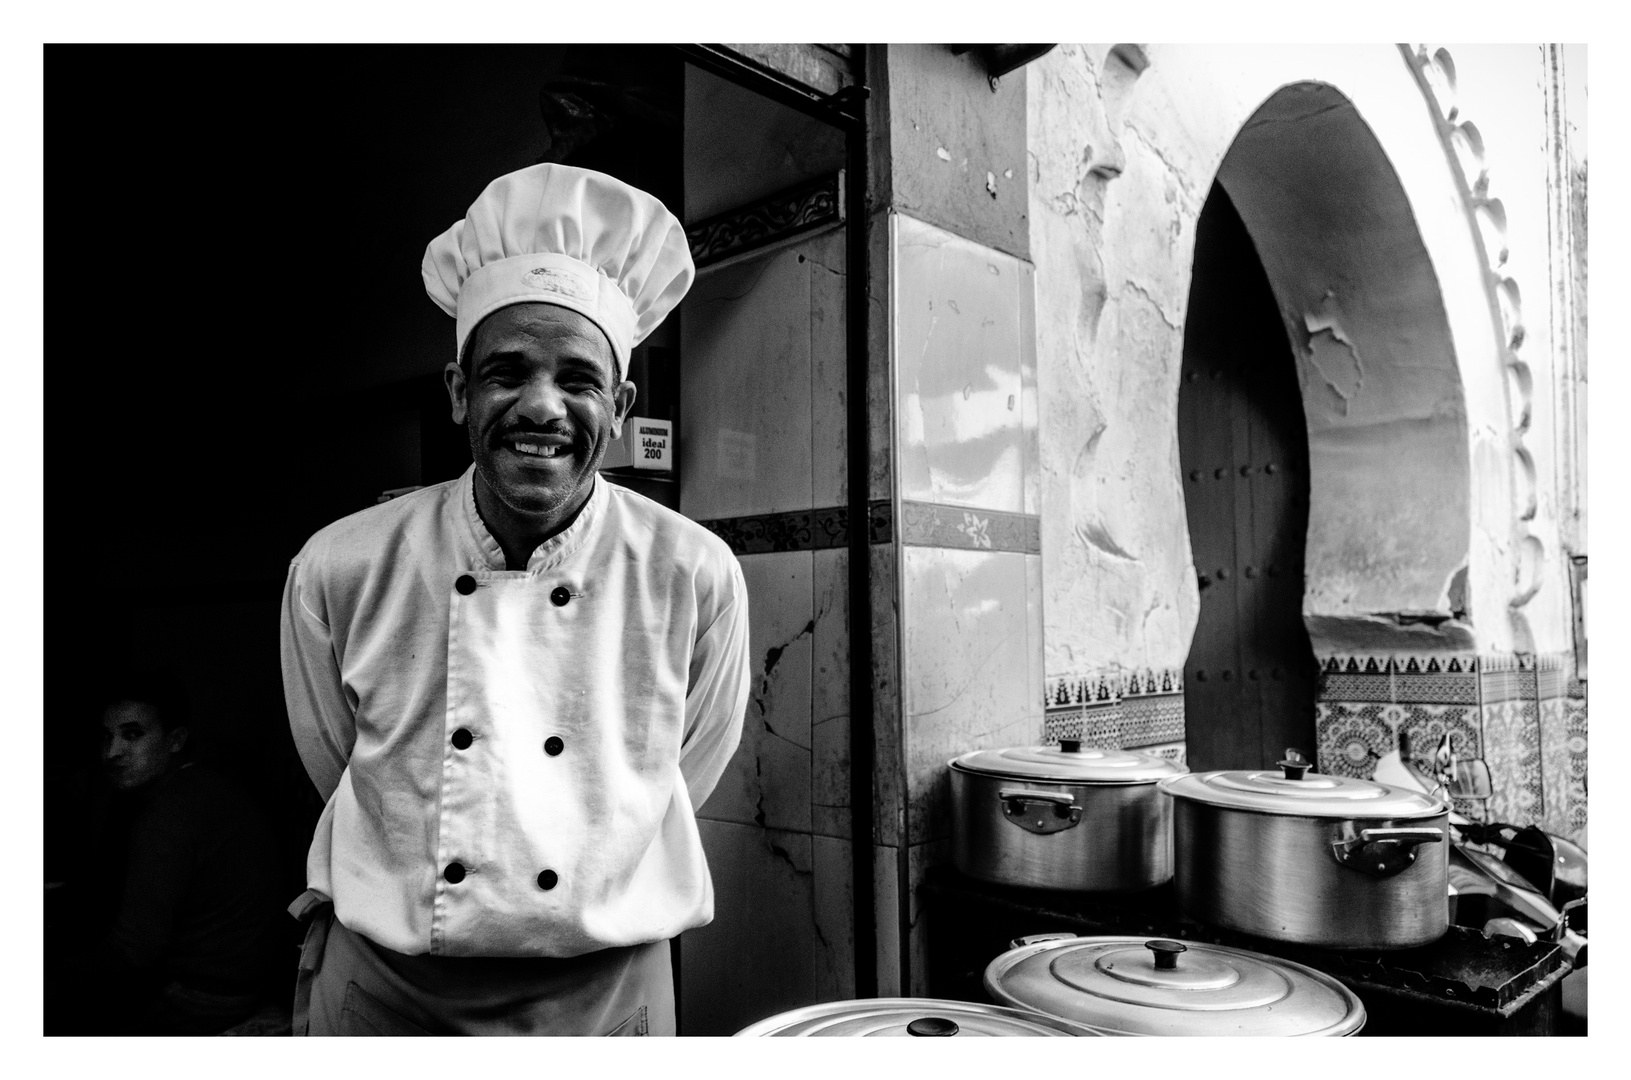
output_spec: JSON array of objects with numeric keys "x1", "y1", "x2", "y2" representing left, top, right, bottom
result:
[
  {"x1": 985, "y1": 936, "x2": 1365, "y2": 1037},
  {"x1": 733, "y1": 997, "x2": 1099, "y2": 1037},
  {"x1": 1158, "y1": 758, "x2": 1447, "y2": 818},
  {"x1": 950, "y1": 741, "x2": 1186, "y2": 784}
]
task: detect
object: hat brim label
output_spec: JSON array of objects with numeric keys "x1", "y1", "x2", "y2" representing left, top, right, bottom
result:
[{"x1": 521, "y1": 265, "x2": 596, "y2": 304}]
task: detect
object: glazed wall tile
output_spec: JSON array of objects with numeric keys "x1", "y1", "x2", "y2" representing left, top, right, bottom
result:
[
  {"x1": 867, "y1": 209, "x2": 895, "y2": 502},
  {"x1": 1563, "y1": 691, "x2": 1587, "y2": 841},
  {"x1": 1538, "y1": 694, "x2": 1571, "y2": 838},
  {"x1": 811, "y1": 547, "x2": 851, "y2": 839},
  {"x1": 1482, "y1": 698, "x2": 1542, "y2": 825},
  {"x1": 873, "y1": 844, "x2": 902, "y2": 997},
  {"x1": 680, "y1": 246, "x2": 815, "y2": 521},
  {"x1": 870, "y1": 542, "x2": 904, "y2": 848},
  {"x1": 1317, "y1": 670, "x2": 1393, "y2": 704},
  {"x1": 808, "y1": 230, "x2": 850, "y2": 511},
  {"x1": 810, "y1": 835, "x2": 857, "y2": 1001},
  {"x1": 1042, "y1": 666, "x2": 1187, "y2": 750},
  {"x1": 1018, "y1": 260, "x2": 1041, "y2": 517},
  {"x1": 901, "y1": 545, "x2": 1037, "y2": 845},
  {"x1": 1396, "y1": 703, "x2": 1482, "y2": 762},
  {"x1": 905, "y1": 837, "x2": 951, "y2": 998},
  {"x1": 699, "y1": 551, "x2": 812, "y2": 833},
  {"x1": 683, "y1": 820, "x2": 844, "y2": 1035},
  {"x1": 893, "y1": 214, "x2": 1029, "y2": 513},
  {"x1": 1314, "y1": 701, "x2": 1397, "y2": 780},
  {"x1": 1024, "y1": 553, "x2": 1046, "y2": 728}
]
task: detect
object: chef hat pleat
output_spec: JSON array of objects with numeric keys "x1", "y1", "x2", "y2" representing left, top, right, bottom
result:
[{"x1": 422, "y1": 163, "x2": 694, "y2": 373}]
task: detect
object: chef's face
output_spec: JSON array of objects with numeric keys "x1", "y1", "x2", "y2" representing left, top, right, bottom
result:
[
  {"x1": 101, "y1": 700, "x2": 185, "y2": 792},
  {"x1": 446, "y1": 303, "x2": 635, "y2": 528}
]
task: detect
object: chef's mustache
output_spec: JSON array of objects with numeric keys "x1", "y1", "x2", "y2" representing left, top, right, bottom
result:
[{"x1": 493, "y1": 421, "x2": 576, "y2": 441}]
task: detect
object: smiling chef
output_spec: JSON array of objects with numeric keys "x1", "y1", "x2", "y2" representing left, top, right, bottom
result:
[{"x1": 280, "y1": 163, "x2": 751, "y2": 1036}]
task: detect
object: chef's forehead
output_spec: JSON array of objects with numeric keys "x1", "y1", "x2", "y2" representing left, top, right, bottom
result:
[{"x1": 464, "y1": 302, "x2": 621, "y2": 377}]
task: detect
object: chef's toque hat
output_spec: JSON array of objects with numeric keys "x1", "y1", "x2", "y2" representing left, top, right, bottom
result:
[{"x1": 422, "y1": 163, "x2": 694, "y2": 374}]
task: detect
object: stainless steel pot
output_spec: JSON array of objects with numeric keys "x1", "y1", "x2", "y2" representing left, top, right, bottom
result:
[
  {"x1": 1158, "y1": 754, "x2": 1450, "y2": 949},
  {"x1": 984, "y1": 933, "x2": 1365, "y2": 1036},
  {"x1": 734, "y1": 997, "x2": 1100, "y2": 1036},
  {"x1": 949, "y1": 741, "x2": 1186, "y2": 891}
]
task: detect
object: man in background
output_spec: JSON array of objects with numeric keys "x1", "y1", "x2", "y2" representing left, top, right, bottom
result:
[{"x1": 44, "y1": 672, "x2": 287, "y2": 1034}]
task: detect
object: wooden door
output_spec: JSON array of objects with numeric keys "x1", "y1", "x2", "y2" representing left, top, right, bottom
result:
[{"x1": 1178, "y1": 185, "x2": 1318, "y2": 771}]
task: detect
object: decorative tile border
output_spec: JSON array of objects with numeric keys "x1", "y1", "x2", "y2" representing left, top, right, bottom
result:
[
  {"x1": 1041, "y1": 666, "x2": 1185, "y2": 751},
  {"x1": 698, "y1": 499, "x2": 1042, "y2": 557},
  {"x1": 696, "y1": 500, "x2": 891, "y2": 556},
  {"x1": 1310, "y1": 651, "x2": 1583, "y2": 843},
  {"x1": 687, "y1": 171, "x2": 845, "y2": 268},
  {"x1": 899, "y1": 501, "x2": 1041, "y2": 555}
]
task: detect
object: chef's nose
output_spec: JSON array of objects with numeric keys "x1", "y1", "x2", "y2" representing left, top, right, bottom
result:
[{"x1": 513, "y1": 374, "x2": 569, "y2": 425}]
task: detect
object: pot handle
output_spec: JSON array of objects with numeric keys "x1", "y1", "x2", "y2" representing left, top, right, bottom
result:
[
  {"x1": 1331, "y1": 826, "x2": 1444, "y2": 877},
  {"x1": 1008, "y1": 932, "x2": 1079, "y2": 950},
  {"x1": 997, "y1": 788, "x2": 1084, "y2": 835}
]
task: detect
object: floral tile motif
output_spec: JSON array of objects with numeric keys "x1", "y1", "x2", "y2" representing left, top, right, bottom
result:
[
  {"x1": 1482, "y1": 698, "x2": 1543, "y2": 825},
  {"x1": 1479, "y1": 654, "x2": 1538, "y2": 705},
  {"x1": 1563, "y1": 691, "x2": 1587, "y2": 842},
  {"x1": 1121, "y1": 693, "x2": 1186, "y2": 748},
  {"x1": 899, "y1": 500, "x2": 1041, "y2": 554},
  {"x1": 1394, "y1": 671, "x2": 1479, "y2": 704},
  {"x1": 1397, "y1": 703, "x2": 1481, "y2": 761},
  {"x1": 1042, "y1": 666, "x2": 1186, "y2": 751},
  {"x1": 1318, "y1": 671, "x2": 1392, "y2": 703},
  {"x1": 1315, "y1": 702, "x2": 1398, "y2": 780},
  {"x1": 1538, "y1": 695, "x2": 1571, "y2": 838}
]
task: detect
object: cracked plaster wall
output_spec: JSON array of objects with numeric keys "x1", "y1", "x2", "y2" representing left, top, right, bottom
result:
[{"x1": 1029, "y1": 44, "x2": 1577, "y2": 674}]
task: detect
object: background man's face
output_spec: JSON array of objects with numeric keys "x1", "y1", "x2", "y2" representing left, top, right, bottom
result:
[
  {"x1": 100, "y1": 701, "x2": 184, "y2": 791},
  {"x1": 446, "y1": 303, "x2": 635, "y2": 526}
]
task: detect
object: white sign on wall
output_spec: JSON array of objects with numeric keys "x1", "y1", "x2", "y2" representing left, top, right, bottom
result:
[{"x1": 630, "y1": 417, "x2": 673, "y2": 472}]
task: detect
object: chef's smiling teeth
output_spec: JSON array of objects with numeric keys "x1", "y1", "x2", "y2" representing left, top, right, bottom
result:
[{"x1": 510, "y1": 441, "x2": 567, "y2": 458}]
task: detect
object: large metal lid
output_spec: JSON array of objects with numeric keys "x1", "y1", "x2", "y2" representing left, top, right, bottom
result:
[
  {"x1": 733, "y1": 997, "x2": 1100, "y2": 1037},
  {"x1": 985, "y1": 936, "x2": 1365, "y2": 1037},
  {"x1": 1158, "y1": 757, "x2": 1447, "y2": 819},
  {"x1": 950, "y1": 741, "x2": 1186, "y2": 785}
]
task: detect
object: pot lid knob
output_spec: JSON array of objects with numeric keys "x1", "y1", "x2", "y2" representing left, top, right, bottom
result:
[
  {"x1": 1144, "y1": 939, "x2": 1187, "y2": 971},
  {"x1": 1059, "y1": 738, "x2": 1083, "y2": 753},
  {"x1": 906, "y1": 1016, "x2": 960, "y2": 1037},
  {"x1": 1277, "y1": 748, "x2": 1312, "y2": 780}
]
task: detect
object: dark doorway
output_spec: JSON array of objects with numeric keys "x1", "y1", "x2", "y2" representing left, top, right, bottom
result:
[{"x1": 1177, "y1": 183, "x2": 1318, "y2": 772}]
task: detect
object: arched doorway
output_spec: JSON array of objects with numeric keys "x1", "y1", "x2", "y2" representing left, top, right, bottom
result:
[
  {"x1": 1177, "y1": 81, "x2": 1475, "y2": 776},
  {"x1": 1178, "y1": 184, "x2": 1318, "y2": 771}
]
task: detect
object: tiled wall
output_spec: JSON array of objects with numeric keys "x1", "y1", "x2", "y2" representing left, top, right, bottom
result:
[
  {"x1": 1041, "y1": 666, "x2": 1188, "y2": 766},
  {"x1": 1312, "y1": 652, "x2": 1585, "y2": 843},
  {"x1": 677, "y1": 227, "x2": 854, "y2": 1034},
  {"x1": 891, "y1": 213, "x2": 1043, "y2": 994}
]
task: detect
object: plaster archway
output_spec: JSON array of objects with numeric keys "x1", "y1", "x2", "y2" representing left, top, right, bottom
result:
[{"x1": 1212, "y1": 82, "x2": 1474, "y2": 657}]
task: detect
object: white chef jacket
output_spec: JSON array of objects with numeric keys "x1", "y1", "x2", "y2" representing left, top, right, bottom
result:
[{"x1": 280, "y1": 467, "x2": 750, "y2": 959}]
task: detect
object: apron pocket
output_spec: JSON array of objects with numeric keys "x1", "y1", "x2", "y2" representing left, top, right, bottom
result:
[
  {"x1": 339, "y1": 980, "x2": 434, "y2": 1036},
  {"x1": 604, "y1": 1005, "x2": 648, "y2": 1037}
]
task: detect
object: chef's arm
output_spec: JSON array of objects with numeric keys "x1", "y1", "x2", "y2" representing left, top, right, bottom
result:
[
  {"x1": 280, "y1": 559, "x2": 356, "y2": 802},
  {"x1": 678, "y1": 564, "x2": 751, "y2": 811}
]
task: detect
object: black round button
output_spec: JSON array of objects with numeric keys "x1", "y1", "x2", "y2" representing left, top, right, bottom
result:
[
  {"x1": 537, "y1": 869, "x2": 558, "y2": 890},
  {"x1": 444, "y1": 862, "x2": 466, "y2": 884},
  {"x1": 544, "y1": 736, "x2": 564, "y2": 756},
  {"x1": 455, "y1": 574, "x2": 477, "y2": 596},
  {"x1": 452, "y1": 728, "x2": 473, "y2": 750},
  {"x1": 550, "y1": 586, "x2": 571, "y2": 606}
]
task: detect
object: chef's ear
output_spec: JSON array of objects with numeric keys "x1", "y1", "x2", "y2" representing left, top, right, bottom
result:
[
  {"x1": 444, "y1": 361, "x2": 469, "y2": 425},
  {"x1": 609, "y1": 378, "x2": 637, "y2": 439},
  {"x1": 167, "y1": 725, "x2": 189, "y2": 756}
]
